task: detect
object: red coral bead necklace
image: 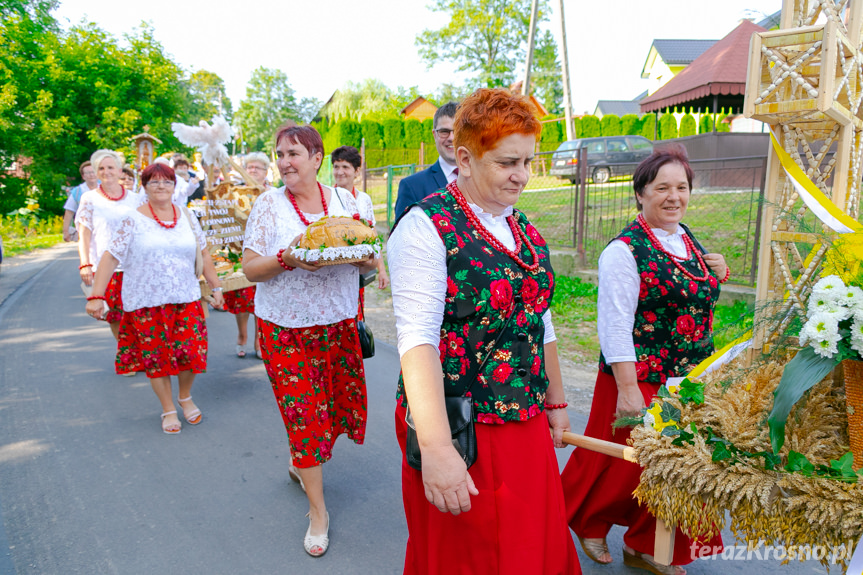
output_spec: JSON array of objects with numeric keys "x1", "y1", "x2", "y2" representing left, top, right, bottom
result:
[
  {"x1": 287, "y1": 182, "x2": 328, "y2": 226},
  {"x1": 148, "y1": 202, "x2": 178, "y2": 229},
  {"x1": 98, "y1": 184, "x2": 126, "y2": 202},
  {"x1": 636, "y1": 213, "x2": 710, "y2": 282},
  {"x1": 448, "y1": 181, "x2": 540, "y2": 274}
]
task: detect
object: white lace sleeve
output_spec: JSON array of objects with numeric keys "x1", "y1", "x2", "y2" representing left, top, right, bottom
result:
[
  {"x1": 74, "y1": 195, "x2": 94, "y2": 230},
  {"x1": 542, "y1": 310, "x2": 556, "y2": 344},
  {"x1": 597, "y1": 240, "x2": 639, "y2": 363},
  {"x1": 107, "y1": 215, "x2": 135, "y2": 264},
  {"x1": 243, "y1": 193, "x2": 277, "y2": 255}
]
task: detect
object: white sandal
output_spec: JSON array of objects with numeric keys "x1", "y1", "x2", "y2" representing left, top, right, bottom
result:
[
  {"x1": 288, "y1": 464, "x2": 306, "y2": 492},
  {"x1": 161, "y1": 411, "x2": 181, "y2": 435},
  {"x1": 303, "y1": 512, "x2": 329, "y2": 557},
  {"x1": 177, "y1": 396, "x2": 202, "y2": 425}
]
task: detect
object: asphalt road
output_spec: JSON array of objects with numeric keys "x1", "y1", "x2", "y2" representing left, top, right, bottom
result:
[{"x1": 0, "y1": 244, "x2": 831, "y2": 575}]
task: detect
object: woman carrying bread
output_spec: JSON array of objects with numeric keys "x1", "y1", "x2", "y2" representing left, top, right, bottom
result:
[
  {"x1": 84, "y1": 163, "x2": 224, "y2": 434},
  {"x1": 242, "y1": 124, "x2": 375, "y2": 557},
  {"x1": 388, "y1": 88, "x2": 580, "y2": 574}
]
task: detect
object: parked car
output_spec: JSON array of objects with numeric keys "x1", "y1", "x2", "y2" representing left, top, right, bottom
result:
[{"x1": 549, "y1": 135, "x2": 654, "y2": 184}]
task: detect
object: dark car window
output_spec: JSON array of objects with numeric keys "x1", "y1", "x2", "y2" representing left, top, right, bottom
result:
[
  {"x1": 628, "y1": 137, "x2": 653, "y2": 151},
  {"x1": 585, "y1": 141, "x2": 605, "y2": 153},
  {"x1": 558, "y1": 141, "x2": 579, "y2": 152},
  {"x1": 606, "y1": 138, "x2": 628, "y2": 153}
]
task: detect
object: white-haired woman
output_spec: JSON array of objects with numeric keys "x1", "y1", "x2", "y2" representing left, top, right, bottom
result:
[
  {"x1": 76, "y1": 149, "x2": 142, "y2": 342},
  {"x1": 85, "y1": 163, "x2": 224, "y2": 434},
  {"x1": 222, "y1": 152, "x2": 272, "y2": 358}
]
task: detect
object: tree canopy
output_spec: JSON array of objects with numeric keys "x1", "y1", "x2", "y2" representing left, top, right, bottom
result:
[{"x1": 416, "y1": 0, "x2": 549, "y2": 88}]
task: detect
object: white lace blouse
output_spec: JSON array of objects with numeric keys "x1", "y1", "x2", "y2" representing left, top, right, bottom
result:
[
  {"x1": 351, "y1": 188, "x2": 375, "y2": 225},
  {"x1": 388, "y1": 204, "x2": 556, "y2": 358},
  {"x1": 107, "y1": 209, "x2": 207, "y2": 312},
  {"x1": 598, "y1": 224, "x2": 688, "y2": 364},
  {"x1": 243, "y1": 185, "x2": 361, "y2": 328},
  {"x1": 74, "y1": 189, "x2": 143, "y2": 272}
]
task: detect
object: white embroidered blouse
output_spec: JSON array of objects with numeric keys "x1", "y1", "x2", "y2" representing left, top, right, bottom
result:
[
  {"x1": 107, "y1": 209, "x2": 206, "y2": 312},
  {"x1": 598, "y1": 224, "x2": 689, "y2": 364},
  {"x1": 351, "y1": 188, "x2": 375, "y2": 225},
  {"x1": 243, "y1": 185, "x2": 361, "y2": 328},
  {"x1": 74, "y1": 189, "x2": 143, "y2": 272},
  {"x1": 388, "y1": 204, "x2": 556, "y2": 358}
]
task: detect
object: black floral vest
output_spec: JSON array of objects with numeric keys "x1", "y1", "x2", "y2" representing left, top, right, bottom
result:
[
  {"x1": 395, "y1": 191, "x2": 555, "y2": 424},
  {"x1": 598, "y1": 219, "x2": 720, "y2": 384}
]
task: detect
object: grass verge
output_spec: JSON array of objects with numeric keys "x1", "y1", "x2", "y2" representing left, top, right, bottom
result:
[{"x1": 1, "y1": 215, "x2": 64, "y2": 258}]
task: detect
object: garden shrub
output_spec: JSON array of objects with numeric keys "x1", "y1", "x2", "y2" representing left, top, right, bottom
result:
[
  {"x1": 0, "y1": 176, "x2": 29, "y2": 215},
  {"x1": 361, "y1": 120, "x2": 383, "y2": 149},
  {"x1": 640, "y1": 114, "x2": 656, "y2": 140},
  {"x1": 333, "y1": 119, "x2": 362, "y2": 149},
  {"x1": 404, "y1": 119, "x2": 423, "y2": 148},
  {"x1": 600, "y1": 114, "x2": 621, "y2": 136},
  {"x1": 580, "y1": 115, "x2": 601, "y2": 138},
  {"x1": 658, "y1": 113, "x2": 678, "y2": 140},
  {"x1": 699, "y1": 114, "x2": 714, "y2": 134},
  {"x1": 621, "y1": 114, "x2": 640, "y2": 135},
  {"x1": 716, "y1": 113, "x2": 731, "y2": 132},
  {"x1": 679, "y1": 113, "x2": 697, "y2": 137},
  {"x1": 383, "y1": 119, "x2": 405, "y2": 150}
]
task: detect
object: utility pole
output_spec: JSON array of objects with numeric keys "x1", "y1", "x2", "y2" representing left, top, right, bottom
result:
[
  {"x1": 559, "y1": 0, "x2": 575, "y2": 139},
  {"x1": 522, "y1": 0, "x2": 540, "y2": 96}
]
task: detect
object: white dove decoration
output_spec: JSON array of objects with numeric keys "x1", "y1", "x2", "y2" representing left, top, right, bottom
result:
[{"x1": 171, "y1": 116, "x2": 234, "y2": 167}]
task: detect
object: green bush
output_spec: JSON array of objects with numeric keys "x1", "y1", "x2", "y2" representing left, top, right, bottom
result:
[
  {"x1": 580, "y1": 115, "x2": 601, "y2": 138},
  {"x1": 640, "y1": 114, "x2": 656, "y2": 140},
  {"x1": 658, "y1": 113, "x2": 678, "y2": 140},
  {"x1": 699, "y1": 114, "x2": 714, "y2": 134},
  {"x1": 333, "y1": 119, "x2": 362, "y2": 149},
  {"x1": 383, "y1": 118, "x2": 405, "y2": 149},
  {"x1": 571, "y1": 117, "x2": 581, "y2": 139},
  {"x1": 0, "y1": 176, "x2": 30, "y2": 215},
  {"x1": 600, "y1": 114, "x2": 621, "y2": 136},
  {"x1": 716, "y1": 112, "x2": 731, "y2": 132},
  {"x1": 679, "y1": 113, "x2": 697, "y2": 137},
  {"x1": 361, "y1": 120, "x2": 383, "y2": 149},
  {"x1": 621, "y1": 114, "x2": 640, "y2": 135},
  {"x1": 404, "y1": 119, "x2": 423, "y2": 148}
]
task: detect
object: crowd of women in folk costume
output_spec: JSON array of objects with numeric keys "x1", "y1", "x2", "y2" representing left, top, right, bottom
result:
[{"x1": 76, "y1": 88, "x2": 731, "y2": 574}]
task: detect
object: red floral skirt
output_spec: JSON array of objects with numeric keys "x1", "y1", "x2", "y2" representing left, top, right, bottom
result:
[
  {"x1": 357, "y1": 287, "x2": 365, "y2": 321},
  {"x1": 223, "y1": 286, "x2": 255, "y2": 314},
  {"x1": 257, "y1": 317, "x2": 367, "y2": 468},
  {"x1": 561, "y1": 371, "x2": 722, "y2": 565},
  {"x1": 395, "y1": 403, "x2": 580, "y2": 575},
  {"x1": 103, "y1": 271, "x2": 124, "y2": 324},
  {"x1": 115, "y1": 301, "x2": 208, "y2": 378}
]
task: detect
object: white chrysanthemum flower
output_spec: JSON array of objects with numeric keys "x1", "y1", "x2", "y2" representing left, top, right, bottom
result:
[
  {"x1": 811, "y1": 332, "x2": 840, "y2": 358},
  {"x1": 851, "y1": 320, "x2": 863, "y2": 354},
  {"x1": 643, "y1": 411, "x2": 655, "y2": 428},
  {"x1": 803, "y1": 312, "x2": 840, "y2": 339},
  {"x1": 813, "y1": 275, "x2": 845, "y2": 294},
  {"x1": 798, "y1": 329, "x2": 809, "y2": 347},
  {"x1": 807, "y1": 293, "x2": 842, "y2": 317},
  {"x1": 838, "y1": 285, "x2": 863, "y2": 310}
]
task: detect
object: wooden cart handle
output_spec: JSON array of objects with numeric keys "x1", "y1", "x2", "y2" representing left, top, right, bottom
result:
[{"x1": 561, "y1": 431, "x2": 638, "y2": 463}]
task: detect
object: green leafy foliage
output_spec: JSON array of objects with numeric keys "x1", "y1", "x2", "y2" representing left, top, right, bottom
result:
[
  {"x1": 579, "y1": 115, "x2": 601, "y2": 138},
  {"x1": 361, "y1": 120, "x2": 383, "y2": 149},
  {"x1": 235, "y1": 67, "x2": 299, "y2": 153},
  {"x1": 640, "y1": 114, "x2": 656, "y2": 141},
  {"x1": 532, "y1": 30, "x2": 562, "y2": 115},
  {"x1": 600, "y1": 114, "x2": 621, "y2": 136},
  {"x1": 620, "y1": 114, "x2": 640, "y2": 136},
  {"x1": 679, "y1": 113, "x2": 696, "y2": 137},
  {"x1": 658, "y1": 113, "x2": 678, "y2": 140},
  {"x1": 416, "y1": 0, "x2": 549, "y2": 88},
  {"x1": 699, "y1": 114, "x2": 714, "y2": 134},
  {"x1": 767, "y1": 346, "x2": 840, "y2": 453},
  {"x1": 678, "y1": 377, "x2": 704, "y2": 405},
  {"x1": 404, "y1": 119, "x2": 423, "y2": 148}
]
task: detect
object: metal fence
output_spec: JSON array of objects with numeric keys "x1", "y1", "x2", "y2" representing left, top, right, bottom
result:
[{"x1": 365, "y1": 151, "x2": 767, "y2": 285}]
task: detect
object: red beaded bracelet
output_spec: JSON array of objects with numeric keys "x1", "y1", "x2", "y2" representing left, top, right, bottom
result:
[
  {"x1": 719, "y1": 266, "x2": 731, "y2": 284},
  {"x1": 86, "y1": 295, "x2": 106, "y2": 301},
  {"x1": 276, "y1": 249, "x2": 295, "y2": 271},
  {"x1": 544, "y1": 402, "x2": 568, "y2": 410},
  {"x1": 79, "y1": 264, "x2": 93, "y2": 270}
]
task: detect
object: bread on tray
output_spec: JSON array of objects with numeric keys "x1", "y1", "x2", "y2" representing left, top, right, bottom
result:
[{"x1": 292, "y1": 216, "x2": 382, "y2": 266}]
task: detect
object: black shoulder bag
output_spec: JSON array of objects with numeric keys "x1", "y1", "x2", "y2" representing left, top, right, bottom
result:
[{"x1": 404, "y1": 298, "x2": 520, "y2": 471}]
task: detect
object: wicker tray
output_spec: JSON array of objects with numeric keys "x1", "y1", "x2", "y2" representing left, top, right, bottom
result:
[{"x1": 313, "y1": 256, "x2": 370, "y2": 267}]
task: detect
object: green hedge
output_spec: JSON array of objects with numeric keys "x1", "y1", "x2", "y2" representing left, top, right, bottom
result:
[
  {"x1": 600, "y1": 114, "x2": 621, "y2": 136},
  {"x1": 580, "y1": 115, "x2": 601, "y2": 138},
  {"x1": 699, "y1": 114, "x2": 714, "y2": 134},
  {"x1": 404, "y1": 119, "x2": 423, "y2": 148},
  {"x1": 679, "y1": 113, "x2": 697, "y2": 137},
  {"x1": 621, "y1": 114, "x2": 640, "y2": 136},
  {"x1": 659, "y1": 113, "x2": 678, "y2": 140},
  {"x1": 640, "y1": 114, "x2": 656, "y2": 140},
  {"x1": 361, "y1": 120, "x2": 383, "y2": 149}
]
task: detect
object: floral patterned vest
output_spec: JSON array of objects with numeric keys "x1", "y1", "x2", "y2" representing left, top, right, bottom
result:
[
  {"x1": 598, "y1": 219, "x2": 720, "y2": 384},
  {"x1": 395, "y1": 191, "x2": 555, "y2": 424}
]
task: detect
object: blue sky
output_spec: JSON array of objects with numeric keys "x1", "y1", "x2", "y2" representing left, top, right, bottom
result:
[{"x1": 54, "y1": 0, "x2": 780, "y2": 115}]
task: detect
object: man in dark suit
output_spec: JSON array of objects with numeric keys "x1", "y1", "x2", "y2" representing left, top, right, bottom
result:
[{"x1": 394, "y1": 101, "x2": 459, "y2": 218}]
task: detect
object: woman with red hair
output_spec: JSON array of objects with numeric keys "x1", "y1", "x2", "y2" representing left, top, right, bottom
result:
[
  {"x1": 388, "y1": 88, "x2": 580, "y2": 574},
  {"x1": 562, "y1": 148, "x2": 726, "y2": 574},
  {"x1": 85, "y1": 162, "x2": 224, "y2": 435}
]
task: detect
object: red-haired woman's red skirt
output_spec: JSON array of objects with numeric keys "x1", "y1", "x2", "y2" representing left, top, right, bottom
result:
[
  {"x1": 395, "y1": 404, "x2": 581, "y2": 575},
  {"x1": 561, "y1": 371, "x2": 722, "y2": 565},
  {"x1": 258, "y1": 317, "x2": 367, "y2": 469},
  {"x1": 103, "y1": 271, "x2": 124, "y2": 324},
  {"x1": 115, "y1": 301, "x2": 208, "y2": 378},
  {"x1": 223, "y1": 285, "x2": 255, "y2": 314}
]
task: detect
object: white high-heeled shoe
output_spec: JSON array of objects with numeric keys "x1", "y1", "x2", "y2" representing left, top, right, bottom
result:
[{"x1": 303, "y1": 512, "x2": 329, "y2": 557}]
